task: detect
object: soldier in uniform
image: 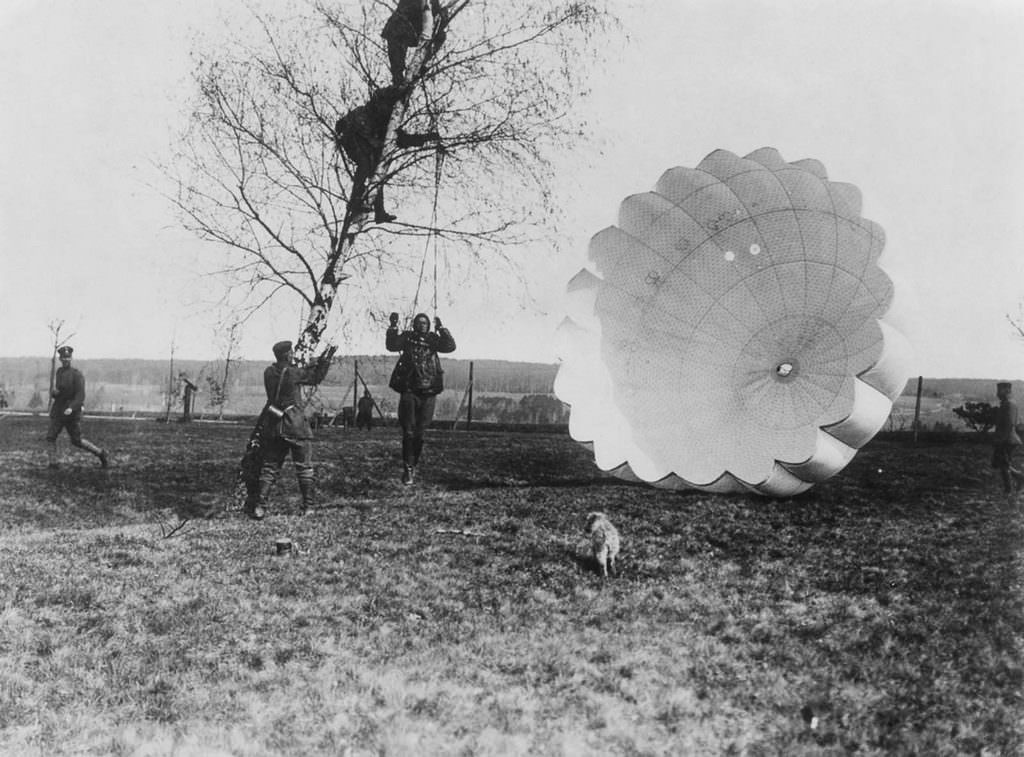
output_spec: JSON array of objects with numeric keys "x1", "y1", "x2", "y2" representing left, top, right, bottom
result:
[
  {"x1": 992, "y1": 381, "x2": 1024, "y2": 495},
  {"x1": 386, "y1": 312, "x2": 455, "y2": 484},
  {"x1": 356, "y1": 388, "x2": 375, "y2": 430},
  {"x1": 246, "y1": 340, "x2": 335, "y2": 520},
  {"x1": 334, "y1": 85, "x2": 442, "y2": 224},
  {"x1": 46, "y1": 346, "x2": 109, "y2": 469},
  {"x1": 381, "y1": 0, "x2": 448, "y2": 86}
]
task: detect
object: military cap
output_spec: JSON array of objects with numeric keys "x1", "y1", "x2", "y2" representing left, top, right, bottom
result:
[
  {"x1": 997, "y1": 382, "x2": 1013, "y2": 391},
  {"x1": 57, "y1": 346, "x2": 73, "y2": 358},
  {"x1": 272, "y1": 340, "x2": 293, "y2": 359}
]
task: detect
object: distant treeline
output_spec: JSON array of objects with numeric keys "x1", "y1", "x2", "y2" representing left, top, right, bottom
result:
[
  {"x1": 901, "y1": 377, "x2": 1023, "y2": 401},
  {"x1": 0, "y1": 355, "x2": 558, "y2": 394},
  {"x1": 0, "y1": 356, "x2": 1015, "y2": 404}
]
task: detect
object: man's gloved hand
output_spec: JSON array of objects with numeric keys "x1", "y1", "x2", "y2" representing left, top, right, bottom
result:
[
  {"x1": 434, "y1": 316, "x2": 443, "y2": 331},
  {"x1": 389, "y1": 312, "x2": 399, "y2": 328},
  {"x1": 63, "y1": 408, "x2": 72, "y2": 416}
]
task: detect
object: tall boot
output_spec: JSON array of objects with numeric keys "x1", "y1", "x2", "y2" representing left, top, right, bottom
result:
[
  {"x1": 373, "y1": 190, "x2": 397, "y2": 224},
  {"x1": 47, "y1": 440, "x2": 59, "y2": 469},
  {"x1": 247, "y1": 471, "x2": 274, "y2": 520},
  {"x1": 80, "y1": 438, "x2": 109, "y2": 468},
  {"x1": 401, "y1": 437, "x2": 415, "y2": 485},
  {"x1": 396, "y1": 128, "x2": 441, "y2": 148},
  {"x1": 299, "y1": 476, "x2": 315, "y2": 516}
]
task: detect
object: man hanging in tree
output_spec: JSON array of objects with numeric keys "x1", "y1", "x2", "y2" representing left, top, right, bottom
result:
[
  {"x1": 334, "y1": 85, "x2": 442, "y2": 224},
  {"x1": 245, "y1": 340, "x2": 335, "y2": 520},
  {"x1": 386, "y1": 312, "x2": 455, "y2": 484},
  {"x1": 175, "y1": 1, "x2": 612, "y2": 381},
  {"x1": 45, "y1": 346, "x2": 109, "y2": 469},
  {"x1": 381, "y1": 0, "x2": 449, "y2": 86}
]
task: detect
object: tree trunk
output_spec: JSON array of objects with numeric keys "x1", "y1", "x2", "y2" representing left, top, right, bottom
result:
[{"x1": 293, "y1": 3, "x2": 437, "y2": 365}]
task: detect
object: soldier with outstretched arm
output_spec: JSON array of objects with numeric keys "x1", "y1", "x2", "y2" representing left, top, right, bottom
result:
[
  {"x1": 386, "y1": 312, "x2": 455, "y2": 484},
  {"x1": 245, "y1": 340, "x2": 335, "y2": 520}
]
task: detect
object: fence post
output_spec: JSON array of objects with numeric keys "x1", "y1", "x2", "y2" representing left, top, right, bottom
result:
[
  {"x1": 467, "y1": 361, "x2": 474, "y2": 429},
  {"x1": 353, "y1": 359, "x2": 359, "y2": 418},
  {"x1": 913, "y1": 375, "x2": 923, "y2": 443}
]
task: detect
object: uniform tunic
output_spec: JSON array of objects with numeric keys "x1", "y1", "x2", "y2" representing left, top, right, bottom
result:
[
  {"x1": 47, "y1": 366, "x2": 86, "y2": 443},
  {"x1": 992, "y1": 397, "x2": 1021, "y2": 471},
  {"x1": 258, "y1": 358, "x2": 332, "y2": 487}
]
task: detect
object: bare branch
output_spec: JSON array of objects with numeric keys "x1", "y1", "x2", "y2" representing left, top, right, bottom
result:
[{"x1": 168, "y1": 0, "x2": 617, "y2": 358}]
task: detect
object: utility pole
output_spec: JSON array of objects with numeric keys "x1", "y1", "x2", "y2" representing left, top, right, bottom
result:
[
  {"x1": 467, "y1": 361, "x2": 474, "y2": 428},
  {"x1": 352, "y1": 359, "x2": 360, "y2": 417},
  {"x1": 164, "y1": 338, "x2": 176, "y2": 423},
  {"x1": 912, "y1": 375, "x2": 923, "y2": 443}
]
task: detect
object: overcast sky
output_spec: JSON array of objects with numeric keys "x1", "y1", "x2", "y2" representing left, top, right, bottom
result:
[{"x1": 2, "y1": 0, "x2": 1024, "y2": 379}]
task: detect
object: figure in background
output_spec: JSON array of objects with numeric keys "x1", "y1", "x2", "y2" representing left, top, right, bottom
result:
[
  {"x1": 334, "y1": 85, "x2": 442, "y2": 224},
  {"x1": 46, "y1": 346, "x2": 109, "y2": 469},
  {"x1": 992, "y1": 381, "x2": 1024, "y2": 495},
  {"x1": 386, "y1": 312, "x2": 455, "y2": 484},
  {"x1": 246, "y1": 340, "x2": 335, "y2": 520},
  {"x1": 356, "y1": 389, "x2": 375, "y2": 430},
  {"x1": 381, "y1": 0, "x2": 448, "y2": 86}
]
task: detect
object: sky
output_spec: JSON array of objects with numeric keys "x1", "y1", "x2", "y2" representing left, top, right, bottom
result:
[{"x1": 2, "y1": 0, "x2": 1024, "y2": 379}]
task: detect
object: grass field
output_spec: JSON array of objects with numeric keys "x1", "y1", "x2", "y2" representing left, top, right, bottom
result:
[{"x1": 0, "y1": 415, "x2": 1021, "y2": 756}]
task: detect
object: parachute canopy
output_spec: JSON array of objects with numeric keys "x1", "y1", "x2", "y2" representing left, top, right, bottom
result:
[{"x1": 554, "y1": 148, "x2": 913, "y2": 496}]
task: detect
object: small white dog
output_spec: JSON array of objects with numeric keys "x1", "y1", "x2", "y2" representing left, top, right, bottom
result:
[{"x1": 584, "y1": 511, "x2": 620, "y2": 578}]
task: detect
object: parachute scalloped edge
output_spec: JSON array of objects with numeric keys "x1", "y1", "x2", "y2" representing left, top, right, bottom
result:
[{"x1": 554, "y1": 146, "x2": 915, "y2": 497}]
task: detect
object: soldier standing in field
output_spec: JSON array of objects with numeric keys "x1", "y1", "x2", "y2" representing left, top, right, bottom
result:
[
  {"x1": 45, "y1": 346, "x2": 108, "y2": 469},
  {"x1": 991, "y1": 381, "x2": 1024, "y2": 495},
  {"x1": 356, "y1": 388, "x2": 375, "y2": 430},
  {"x1": 245, "y1": 340, "x2": 335, "y2": 520}
]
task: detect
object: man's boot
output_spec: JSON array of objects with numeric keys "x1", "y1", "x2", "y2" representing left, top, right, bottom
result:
[
  {"x1": 401, "y1": 436, "x2": 415, "y2": 484},
  {"x1": 79, "y1": 438, "x2": 107, "y2": 467},
  {"x1": 299, "y1": 477, "x2": 315, "y2": 516},
  {"x1": 47, "y1": 441, "x2": 59, "y2": 469},
  {"x1": 246, "y1": 478, "x2": 272, "y2": 520},
  {"x1": 373, "y1": 190, "x2": 397, "y2": 224},
  {"x1": 396, "y1": 128, "x2": 441, "y2": 148}
]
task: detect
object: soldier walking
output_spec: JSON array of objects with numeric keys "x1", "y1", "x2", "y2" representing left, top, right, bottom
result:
[{"x1": 46, "y1": 346, "x2": 109, "y2": 468}]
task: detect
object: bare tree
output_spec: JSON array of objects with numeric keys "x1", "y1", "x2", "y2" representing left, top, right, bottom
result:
[
  {"x1": 1009, "y1": 305, "x2": 1024, "y2": 341},
  {"x1": 169, "y1": 0, "x2": 614, "y2": 362},
  {"x1": 206, "y1": 318, "x2": 243, "y2": 419}
]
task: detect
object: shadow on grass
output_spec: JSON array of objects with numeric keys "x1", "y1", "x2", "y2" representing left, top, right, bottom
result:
[{"x1": 428, "y1": 472, "x2": 634, "y2": 492}]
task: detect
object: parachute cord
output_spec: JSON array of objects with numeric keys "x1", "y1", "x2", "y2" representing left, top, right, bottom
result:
[
  {"x1": 411, "y1": 144, "x2": 446, "y2": 319},
  {"x1": 411, "y1": 248, "x2": 428, "y2": 317},
  {"x1": 430, "y1": 148, "x2": 445, "y2": 314}
]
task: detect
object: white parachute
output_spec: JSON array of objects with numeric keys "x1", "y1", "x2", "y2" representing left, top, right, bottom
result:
[{"x1": 554, "y1": 148, "x2": 914, "y2": 496}]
